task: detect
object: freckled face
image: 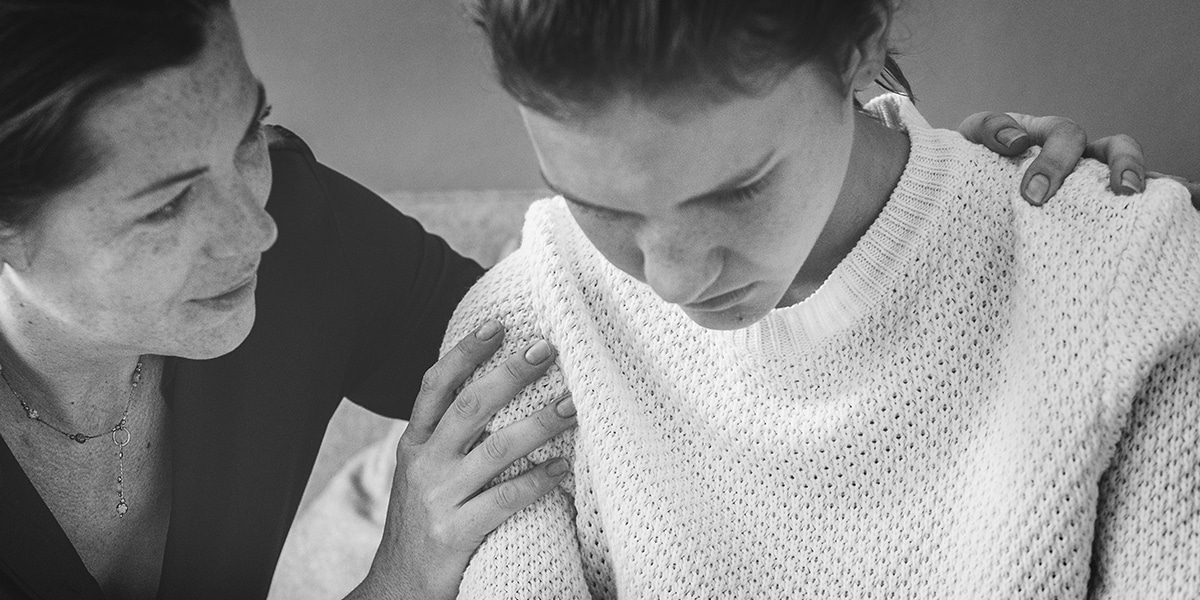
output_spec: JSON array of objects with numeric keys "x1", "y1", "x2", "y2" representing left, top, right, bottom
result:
[
  {"x1": 523, "y1": 63, "x2": 855, "y2": 330},
  {"x1": 0, "y1": 8, "x2": 278, "y2": 359}
]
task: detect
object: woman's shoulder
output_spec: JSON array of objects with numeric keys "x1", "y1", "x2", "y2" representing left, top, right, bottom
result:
[
  {"x1": 1019, "y1": 156, "x2": 1198, "y2": 270},
  {"x1": 443, "y1": 198, "x2": 584, "y2": 351},
  {"x1": 1014, "y1": 158, "x2": 1200, "y2": 352}
]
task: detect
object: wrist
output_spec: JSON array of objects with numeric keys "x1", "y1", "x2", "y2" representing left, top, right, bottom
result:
[
  {"x1": 346, "y1": 568, "x2": 403, "y2": 600},
  {"x1": 353, "y1": 544, "x2": 456, "y2": 600}
]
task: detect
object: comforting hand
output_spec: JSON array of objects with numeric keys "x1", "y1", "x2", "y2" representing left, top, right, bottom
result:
[
  {"x1": 351, "y1": 321, "x2": 576, "y2": 600},
  {"x1": 957, "y1": 111, "x2": 1198, "y2": 208}
]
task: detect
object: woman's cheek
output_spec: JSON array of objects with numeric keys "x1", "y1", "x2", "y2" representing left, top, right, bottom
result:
[
  {"x1": 568, "y1": 209, "x2": 643, "y2": 277},
  {"x1": 123, "y1": 222, "x2": 186, "y2": 259},
  {"x1": 114, "y1": 228, "x2": 196, "y2": 303},
  {"x1": 240, "y1": 137, "x2": 273, "y2": 208}
]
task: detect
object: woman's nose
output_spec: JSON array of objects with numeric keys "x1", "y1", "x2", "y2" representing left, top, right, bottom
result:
[
  {"x1": 206, "y1": 180, "x2": 278, "y2": 259},
  {"x1": 639, "y1": 229, "x2": 721, "y2": 305}
]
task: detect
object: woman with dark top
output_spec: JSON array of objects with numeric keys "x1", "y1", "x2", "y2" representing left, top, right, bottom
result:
[{"x1": 0, "y1": 1, "x2": 1181, "y2": 598}]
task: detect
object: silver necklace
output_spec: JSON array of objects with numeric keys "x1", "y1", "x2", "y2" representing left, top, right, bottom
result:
[{"x1": 0, "y1": 359, "x2": 143, "y2": 518}]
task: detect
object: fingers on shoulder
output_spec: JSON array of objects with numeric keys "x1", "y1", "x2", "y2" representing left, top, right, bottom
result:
[
  {"x1": 1088, "y1": 134, "x2": 1146, "y2": 195},
  {"x1": 958, "y1": 111, "x2": 1030, "y2": 154},
  {"x1": 455, "y1": 338, "x2": 558, "y2": 422},
  {"x1": 459, "y1": 457, "x2": 571, "y2": 534},
  {"x1": 407, "y1": 320, "x2": 508, "y2": 439},
  {"x1": 491, "y1": 460, "x2": 567, "y2": 512},
  {"x1": 1019, "y1": 118, "x2": 1087, "y2": 206}
]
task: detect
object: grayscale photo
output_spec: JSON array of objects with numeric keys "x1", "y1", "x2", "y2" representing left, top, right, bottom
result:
[{"x1": 0, "y1": 1, "x2": 1196, "y2": 598}]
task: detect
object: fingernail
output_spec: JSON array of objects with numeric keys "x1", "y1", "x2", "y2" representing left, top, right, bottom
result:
[
  {"x1": 524, "y1": 340, "x2": 551, "y2": 365},
  {"x1": 554, "y1": 394, "x2": 576, "y2": 418},
  {"x1": 996, "y1": 128, "x2": 1027, "y2": 148},
  {"x1": 1024, "y1": 173, "x2": 1049, "y2": 205},
  {"x1": 546, "y1": 458, "x2": 569, "y2": 477},
  {"x1": 474, "y1": 320, "x2": 501, "y2": 340},
  {"x1": 1121, "y1": 170, "x2": 1143, "y2": 193}
]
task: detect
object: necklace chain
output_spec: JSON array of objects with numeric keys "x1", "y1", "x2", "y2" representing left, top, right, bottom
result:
[{"x1": 0, "y1": 359, "x2": 144, "y2": 518}]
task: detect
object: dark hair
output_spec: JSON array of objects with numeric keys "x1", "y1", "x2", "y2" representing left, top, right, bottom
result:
[
  {"x1": 470, "y1": 0, "x2": 915, "y2": 119},
  {"x1": 0, "y1": 0, "x2": 230, "y2": 226}
]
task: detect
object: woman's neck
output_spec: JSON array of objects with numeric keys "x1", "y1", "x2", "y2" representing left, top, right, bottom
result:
[
  {"x1": 0, "y1": 313, "x2": 151, "y2": 434},
  {"x1": 780, "y1": 110, "x2": 910, "y2": 306}
]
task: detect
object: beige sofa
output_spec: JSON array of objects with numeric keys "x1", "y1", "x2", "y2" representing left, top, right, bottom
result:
[{"x1": 269, "y1": 190, "x2": 541, "y2": 599}]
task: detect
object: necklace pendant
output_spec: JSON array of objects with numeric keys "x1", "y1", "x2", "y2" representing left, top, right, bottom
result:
[
  {"x1": 116, "y1": 499, "x2": 129, "y2": 517},
  {"x1": 69, "y1": 432, "x2": 88, "y2": 444},
  {"x1": 26, "y1": 408, "x2": 38, "y2": 419},
  {"x1": 111, "y1": 425, "x2": 131, "y2": 447}
]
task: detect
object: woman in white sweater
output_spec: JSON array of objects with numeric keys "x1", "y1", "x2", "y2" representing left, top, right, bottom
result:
[{"x1": 443, "y1": 1, "x2": 1200, "y2": 597}]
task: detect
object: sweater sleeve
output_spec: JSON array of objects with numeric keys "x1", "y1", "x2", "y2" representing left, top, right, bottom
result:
[
  {"x1": 1088, "y1": 180, "x2": 1200, "y2": 598},
  {"x1": 441, "y1": 250, "x2": 595, "y2": 599},
  {"x1": 1089, "y1": 337, "x2": 1200, "y2": 597}
]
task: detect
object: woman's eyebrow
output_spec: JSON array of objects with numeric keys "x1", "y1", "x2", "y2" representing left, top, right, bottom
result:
[
  {"x1": 129, "y1": 166, "x2": 209, "y2": 200},
  {"x1": 128, "y1": 82, "x2": 267, "y2": 201}
]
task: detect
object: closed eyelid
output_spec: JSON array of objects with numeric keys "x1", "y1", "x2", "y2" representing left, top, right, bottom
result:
[
  {"x1": 703, "y1": 162, "x2": 780, "y2": 205},
  {"x1": 565, "y1": 195, "x2": 630, "y2": 220},
  {"x1": 238, "y1": 84, "x2": 269, "y2": 146}
]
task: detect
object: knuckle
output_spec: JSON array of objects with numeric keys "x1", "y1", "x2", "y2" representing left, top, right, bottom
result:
[
  {"x1": 956, "y1": 111, "x2": 991, "y2": 139},
  {"x1": 453, "y1": 334, "x2": 482, "y2": 360},
  {"x1": 981, "y1": 111, "x2": 1015, "y2": 130},
  {"x1": 493, "y1": 479, "x2": 528, "y2": 511},
  {"x1": 533, "y1": 405, "x2": 562, "y2": 433},
  {"x1": 1049, "y1": 118, "x2": 1086, "y2": 142},
  {"x1": 1033, "y1": 154, "x2": 1071, "y2": 175},
  {"x1": 419, "y1": 367, "x2": 443, "y2": 396},
  {"x1": 501, "y1": 356, "x2": 530, "y2": 383},
  {"x1": 427, "y1": 519, "x2": 462, "y2": 547},
  {"x1": 401, "y1": 465, "x2": 434, "y2": 496},
  {"x1": 395, "y1": 439, "x2": 421, "y2": 463},
  {"x1": 1113, "y1": 133, "x2": 1144, "y2": 155},
  {"x1": 452, "y1": 389, "x2": 481, "y2": 418},
  {"x1": 482, "y1": 431, "x2": 511, "y2": 461}
]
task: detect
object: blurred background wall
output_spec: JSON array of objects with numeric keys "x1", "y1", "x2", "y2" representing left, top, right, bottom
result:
[{"x1": 236, "y1": 0, "x2": 1199, "y2": 193}]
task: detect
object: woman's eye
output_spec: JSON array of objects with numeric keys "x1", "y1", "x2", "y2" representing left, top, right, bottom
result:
[
  {"x1": 569, "y1": 199, "x2": 626, "y2": 223},
  {"x1": 242, "y1": 104, "x2": 273, "y2": 147},
  {"x1": 726, "y1": 175, "x2": 771, "y2": 204},
  {"x1": 142, "y1": 186, "x2": 192, "y2": 223}
]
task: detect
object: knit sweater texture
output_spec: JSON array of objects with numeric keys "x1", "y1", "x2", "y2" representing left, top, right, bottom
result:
[{"x1": 446, "y1": 96, "x2": 1200, "y2": 599}]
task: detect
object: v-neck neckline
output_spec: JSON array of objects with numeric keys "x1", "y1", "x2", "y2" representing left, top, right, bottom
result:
[{"x1": 0, "y1": 357, "x2": 180, "y2": 600}]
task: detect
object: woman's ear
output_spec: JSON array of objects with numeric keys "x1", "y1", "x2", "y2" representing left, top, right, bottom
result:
[{"x1": 843, "y1": 6, "x2": 893, "y2": 94}]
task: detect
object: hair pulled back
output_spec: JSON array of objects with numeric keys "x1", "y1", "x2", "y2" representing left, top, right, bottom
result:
[
  {"x1": 470, "y1": 0, "x2": 914, "y2": 119},
  {"x1": 0, "y1": 0, "x2": 229, "y2": 226}
]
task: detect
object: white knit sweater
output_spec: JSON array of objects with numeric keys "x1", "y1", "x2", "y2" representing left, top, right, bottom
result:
[{"x1": 446, "y1": 96, "x2": 1200, "y2": 599}]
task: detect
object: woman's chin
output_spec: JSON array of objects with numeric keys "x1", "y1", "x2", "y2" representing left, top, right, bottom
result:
[
  {"x1": 681, "y1": 304, "x2": 771, "y2": 331},
  {"x1": 168, "y1": 304, "x2": 258, "y2": 360}
]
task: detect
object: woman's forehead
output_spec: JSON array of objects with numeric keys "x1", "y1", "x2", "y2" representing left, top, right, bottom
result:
[
  {"x1": 73, "y1": 9, "x2": 256, "y2": 200},
  {"x1": 525, "y1": 66, "x2": 834, "y2": 207}
]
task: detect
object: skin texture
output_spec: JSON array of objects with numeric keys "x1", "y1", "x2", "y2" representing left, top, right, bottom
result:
[
  {"x1": 0, "y1": 8, "x2": 274, "y2": 598},
  {"x1": 523, "y1": 39, "x2": 908, "y2": 330},
  {"x1": 0, "y1": 6, "x2": 1169, "y2": 599},
  {"x1": 0, "y1": 10, "x2": 576, "y2": 599},
  {"x1": 0, "y1": 10, "x2": 276, "y2": 378}
]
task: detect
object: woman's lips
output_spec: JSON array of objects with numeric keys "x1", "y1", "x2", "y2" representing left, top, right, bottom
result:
[
  {"x1": 191, "y1": 273, "x2": 258, "y2": 310},
  {"x1": 684, "y1": 283, "x2": 755, "y2": 312}
]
